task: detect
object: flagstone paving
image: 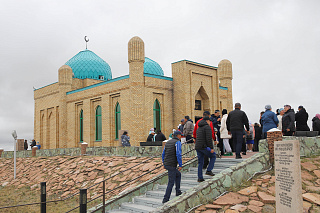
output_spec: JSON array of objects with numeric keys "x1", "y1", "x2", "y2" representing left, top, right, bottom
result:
[
  {"x1": 194, "y1": 156, "x2": 320, "y2": 213},
  {"x1": 0, "y1": 155, "x2": 190, "y2": 210}
]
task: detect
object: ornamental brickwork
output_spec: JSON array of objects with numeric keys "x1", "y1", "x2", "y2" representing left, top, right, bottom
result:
[{"x1": 34, "y1": 36, "x2": 233, "y2": 149}]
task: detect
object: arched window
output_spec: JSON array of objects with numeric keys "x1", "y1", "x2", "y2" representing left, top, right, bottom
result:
[
  {"x1": 95, "y1": 106, "x2": 102, "y2": 141},
  {"x1": 80, "y1": 110, "x2": 83, "y2": 142},
  {"x1": 115, "y1": 103, "x2": 121, "y2": 139},
  {"x1": 153, "y1": 99, "x2": 161, "y2": 131}
]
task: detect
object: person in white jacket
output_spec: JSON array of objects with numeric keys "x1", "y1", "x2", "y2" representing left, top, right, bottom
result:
[
  {"x1": 220, "y1": 109, "x2": 233, "y2": 155},
  {"x1": 277, "y1": 108, "x2": 284, "y2": 131}
]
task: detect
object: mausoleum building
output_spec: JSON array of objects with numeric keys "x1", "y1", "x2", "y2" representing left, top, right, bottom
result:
[{"x1": 34, "y1": 36, "x2": 233, "y2": 149}]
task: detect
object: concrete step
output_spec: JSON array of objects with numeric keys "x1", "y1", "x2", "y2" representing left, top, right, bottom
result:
[
  {"x1": 210, "y1": 164, "x2": 236, "y2": 168},
  {"x1": 216, "y1": 159, "x2": 243, "y2": 163},
  {"x1": 107, "y1": 210, "x2": 131, "y2": 213},
  {"x1": 181, "y1": 179, "x2": 200, "y2": 186},
  {"x1": 146, "y1": 190, "x2": 179, "y2": 199},
  {"x1": 134, "y1": 197, "x2": 163, "y2": 208},
  {"x1": 105, "y1": 158, "x2": 244, "y2": 213},
  {"x1": 120, "y1": 203, "x2": 156, "y2": 213},
  {"x1": 182, "y1": 171, "x2": 222, "y2": 179},
  {"x1": 188, "y1": 167, "x2": 228, "y2": 173},
  {"x1": 157, "y1": 185, "x2": 192, "y2": 191}
]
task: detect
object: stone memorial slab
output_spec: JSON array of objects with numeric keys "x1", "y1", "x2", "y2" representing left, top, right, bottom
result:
[{"x1": 274, "y1": 140, "x2": 303, "y2": 212}]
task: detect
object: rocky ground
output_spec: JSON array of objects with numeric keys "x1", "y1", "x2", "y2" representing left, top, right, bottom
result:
[
  {"x1": 0, "y1": 155, "x2": 191, "y2": 212},
  {"x1": 194, "y1": 156, "x2": 320, "y2": 213}
]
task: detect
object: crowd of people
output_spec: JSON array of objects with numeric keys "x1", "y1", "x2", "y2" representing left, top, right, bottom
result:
[{"x1": 161, "y1": 102, "x2": 320, "y2": 203}]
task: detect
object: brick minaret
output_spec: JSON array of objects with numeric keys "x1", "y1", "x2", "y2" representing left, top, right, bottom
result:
[
  {"x1": 128, "y1": 36, "x2": 145, "y2": 146},
  {"x1": 218, "y1": 59, "x2": 233, "y2": 112},
  {"x1": 58, "y1": 65, "x2": 73, "y2": 148}
]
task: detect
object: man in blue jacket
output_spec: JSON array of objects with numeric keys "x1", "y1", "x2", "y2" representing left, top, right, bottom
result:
[
  {"x1": 162, "y1": 131, "x2": 183, "y2": 203},
  {"x1": 261, "y1": 105, "x2": 279, "y2": 138}
]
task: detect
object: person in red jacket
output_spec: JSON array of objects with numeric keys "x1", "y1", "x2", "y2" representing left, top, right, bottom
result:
[{"x1": 194, "y1": 111, "x2": 216, "y2": 169}]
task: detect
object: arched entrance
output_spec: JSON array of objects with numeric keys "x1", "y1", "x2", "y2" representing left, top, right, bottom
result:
[{"x1": 194, "y1": 86, "x2": 210, "y2": 118}]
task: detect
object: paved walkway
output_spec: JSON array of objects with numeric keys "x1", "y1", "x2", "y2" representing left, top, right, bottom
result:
[
  {"x1": 221, "y1": 151, "x2": 259, "y2": 160},
  {"x1": 106, "y1": 158, "x2": 243, "y2": 213}
]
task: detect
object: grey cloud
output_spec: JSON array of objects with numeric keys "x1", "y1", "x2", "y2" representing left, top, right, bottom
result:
[{"x1": 1, "y1": 0, "x2": 319, "y2": 150}]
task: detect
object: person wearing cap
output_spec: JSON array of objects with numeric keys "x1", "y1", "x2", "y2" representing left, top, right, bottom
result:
[
  {"x1": 178, "y1": 119, "x2": 185, "y2": 133},
  {"x1": 226, "y1": 103, "x2": 250, "y2": 159},
  {"x1": 282, "y1": 105, "x2": 295, "y2": 136},
  {"x1": 295, "y1": 106, "x2": 310, "y2": 131},
  {"x1": 277, "y1": 108, "x2": 284, "y2": 131},
  {"x1": 183, "y1": 116, "x2": 194, "y2": 143},
  {"x1": 261, "y1": 105, "x2": 279, "y2": 138},
  {"x1": 193, "y1": 111, "x2": 216, "y2": 169},
  {"x1": 162, "y1": 130, "x2": 183, "y2": 203},
  {"x1": 195, "y1": 116, "x2": 216, "y2": 182}
]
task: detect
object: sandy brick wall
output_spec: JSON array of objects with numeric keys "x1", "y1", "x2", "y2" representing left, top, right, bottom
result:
[{"x1": 34, "y1": 38, "x2": 232, "y2": 149}]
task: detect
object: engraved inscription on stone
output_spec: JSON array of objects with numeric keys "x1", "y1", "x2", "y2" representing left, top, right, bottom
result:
[{"x1": 274, "y1": 140, "x2": 303, "y2": 212}]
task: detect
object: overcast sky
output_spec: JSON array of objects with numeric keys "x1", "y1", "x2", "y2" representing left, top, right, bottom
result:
[{"x1": 1, "y1": 1, "x2": 319, "y2": 151}]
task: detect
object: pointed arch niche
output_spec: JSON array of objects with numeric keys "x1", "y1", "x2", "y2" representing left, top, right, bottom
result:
[
  {"x1": 115, "y1": 102, "x2": 121, "y2": 139},
  {"x1": 153, "y1": 99, "x2": 161, "y2": 131},
  {"x1": 79, "y1": 110, "x2": 83, "y2": 142},
  {"x1": 195, "y1": 86, "x2": 210, "y2": 112}
]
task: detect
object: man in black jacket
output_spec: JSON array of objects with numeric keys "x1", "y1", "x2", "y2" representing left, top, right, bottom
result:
[
  {"x1": 282, "y1": 105, "x2": 295, "y2": 136},
  {"x1": 162, "y1": 131, "x2": 183, "y2": 203},
  {"x1": 226, "y1": 103, "x2": 250, "y2": 159},
  {"x1": 195, "y1": 116, "x2": 216, "y2": 182},
  {"x1": 295, "y1": 106, "x2": 310, "y2": 131},
  {"x1": 155, "y1": 130, "x2": 167, "y2": 141}
]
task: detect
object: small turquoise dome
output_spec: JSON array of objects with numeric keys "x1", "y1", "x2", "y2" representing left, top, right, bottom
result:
[
  {"x1": 144, "y1": 57, "x2": 164, "y2": 76},
  {"x1": 65, "y1": 49, "x2": 112, "y2": 81}
]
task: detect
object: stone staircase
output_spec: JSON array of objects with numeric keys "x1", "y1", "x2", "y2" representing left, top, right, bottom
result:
[{"x1": 106, "y1": 158, "x2": 243, "y2": 213}]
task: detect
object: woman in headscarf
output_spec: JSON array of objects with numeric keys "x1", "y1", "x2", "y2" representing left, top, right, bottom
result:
[
  {"x1": 121, "y1": 131, "x2": 131, "y2": 146},
  {"x1": 312, "y1": 114, "x2": 320, "y2": 135}
]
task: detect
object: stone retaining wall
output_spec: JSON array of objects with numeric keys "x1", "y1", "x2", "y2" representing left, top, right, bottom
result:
[
  {"x1": 1, "y1": 144, "x2": 196, "y2": 159},
  {"x1": 88, "y1": 158, "x2": 199, "y2": 213},
  {"x1": 152, "y1": 152, "x2": 270, "y2": 213},
  {"x1": 259, "y1": 136, "x2": 320, "y2": 157}
]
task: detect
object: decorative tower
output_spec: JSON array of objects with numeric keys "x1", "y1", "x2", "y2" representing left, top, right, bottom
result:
[
  {"x1": 128, "y1": 36, "x2": 145, "y2": 146},
  {"x1": 58, "y1": 65, "x2": 73, "y2": 148},
  {"x1": 218, "y1": 59, "x2": 233, "y2": 112}
]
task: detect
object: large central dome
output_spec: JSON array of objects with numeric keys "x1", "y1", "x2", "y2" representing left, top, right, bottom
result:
[{"x1": 65, "y1": 50, "x2": 112, "y2": 81}]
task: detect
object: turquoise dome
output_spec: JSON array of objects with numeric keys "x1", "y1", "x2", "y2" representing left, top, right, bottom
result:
[
  {"x1": 65, "y1": 49, "x2": 112, "y2": 81},
  {"x1": 144, "y1": 57, "x2": 164, "y2": 76}
]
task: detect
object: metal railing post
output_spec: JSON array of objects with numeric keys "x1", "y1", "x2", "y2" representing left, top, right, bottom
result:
[
  {"x1": 40, "y1": 182, "x2": 46, "y2": 213},
  {"x1": 102, "y1": 181, "x2": 105, "y2": 213},
  {"x1": 79, "y1": 189, "x2": 87, "y2": 213}
]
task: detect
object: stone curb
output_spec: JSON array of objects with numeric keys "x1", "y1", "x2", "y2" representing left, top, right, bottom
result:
[{"x1": 1, "y1": 144, "x2": 196, "y2": 159}]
